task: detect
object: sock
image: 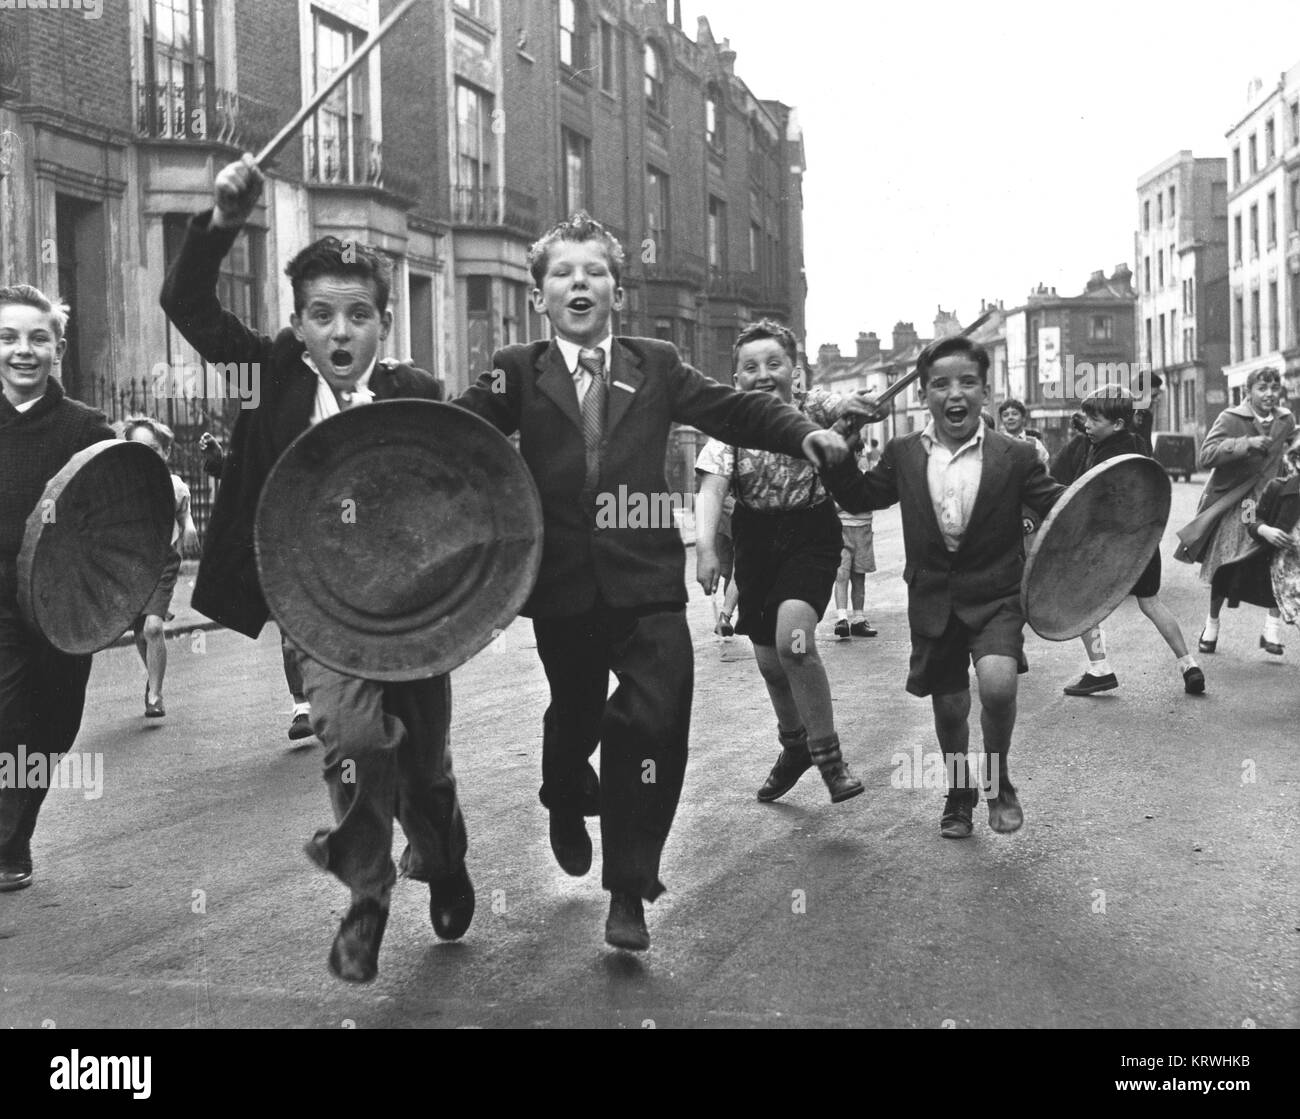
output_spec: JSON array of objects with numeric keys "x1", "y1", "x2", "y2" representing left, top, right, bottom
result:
[
  {"x1": 777, "y1": 725, "x2": 808, "y2": 750},
  {"x1": 1264, "y1": 616, "x2": 1282, "y2": 643},
  {"x1": 292, "y1": 701, "x2": 311, "y2": 717},
  {"x1": 1176, "y1": 654, "x2": 1196, "y2": 672},
  {"x1": 836, "y1": 608, "x2": 848, "y2": 621},
  {"x1": 1202, "y1": 615, "x2": 1220, "y2": 639},
  {"x1": 807, "y1": 732, "x2": 843, "y2": 770},
  {"x1": 850, "y1": 611, "x2": 866, "y2": 624},
  {"x1": 1086, "y1": 659, "x2": 1113, "y2": 677}
]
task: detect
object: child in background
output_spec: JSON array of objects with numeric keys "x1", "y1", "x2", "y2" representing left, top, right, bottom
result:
[
  {"x1": 1054, "y1": 386, "x2": 1205, "y2": 696},
  {"x1": 832, "y1": 432, "x2": 878, "y2": 640},
  {"x1": 122, "y1": 416, "x2": 198, "y2": 718},
  {"x1": 696, "y1": 318, "x2": 868, "y2": 805}
]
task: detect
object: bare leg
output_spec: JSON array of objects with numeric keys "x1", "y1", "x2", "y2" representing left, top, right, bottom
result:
[
  {"x1": 850, "y1": 572, "x2": 866, "y2": 617},
  {"x1": 141, "y1": 615, "x2": 167, "y2": 702},
  {"x1": 752, "y1": 644, "x2": 803, "y2": 734},
  {"x1": 1136, "y1": 595, "x2": 1189, "y2": 658},
  {"x1": 772, "y1": 599, "x2": 836, "y2": 740}
]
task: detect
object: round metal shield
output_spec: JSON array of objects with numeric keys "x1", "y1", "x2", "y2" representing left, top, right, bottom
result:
[
  {"x1": 1271, "y1": 528, "x2": 1300, "y2": 626},
  {"x1": 18, "y1": 439, "x2": 175, "y2": 654},
  {"x1": 255, "y1": 400, "x2": 543, "y2": 681},
  {"x1": 1022, "y1": 454, "x2": 1172, "y2": 641}
]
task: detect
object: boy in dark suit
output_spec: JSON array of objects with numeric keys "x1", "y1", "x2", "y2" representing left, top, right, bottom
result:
[
  {"x1": 161, "y1": 155, "x2": 470, "y2": 983},
  {"x1": 454, "y1": 212, "x2": 849, "y2": 950},
  {"x1": 825, "y1": 336, "x2": 1065, "y2": 839},
  {"x1": 0, "y1": 284, "x2": 117, "y2": 892}
]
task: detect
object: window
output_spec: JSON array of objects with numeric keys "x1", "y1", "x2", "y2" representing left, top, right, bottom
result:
[
  {"x1": 1089, "y1": 314, "x2": 1113, "y2": 342},
  {"x1": 1250, "y1": 204, "x2": 1259, "y2": 257},
  {"x1": 1157, "y1": 193, "x2": 1163, "y2": 224},
  {"x1": 1250, "y1": 289, "x2": 1261, "y2": 356},
  {"x1": 141, "y1": 0, "x2": 216, "y2": 139},
  {"x1": 1167, "y1": 248, "x2": 1175, "y2": 286},
  {"x1": 560, "y1": 0, "x2": 589, "y2": 70},
  {"x1": 1169, "y1": 309, "x2": 1177, "y2": 361},
  {"x1": 454, "y1": 82, "x2": 493, "y2": 205},
  {"x1": 308, "y1": 11, "x2": 371, "y2": 185},
  {"x1": 1266, "y1": 118, "x2": 1275, "y2": 162},
  {"x1": 599, "y1": 20, "x2": 615, "y2": 93},
  {"x1": 750, "y1": 222, "x2": 760, "y2": 272},
  {"x1": 1233, "y1": 213, "x2": 1242, "y2": 263},
  {"x1": 1267, "y1": 190, "x2": 1277, "y2": 247},
  {"x1": 1232, "y1": 146, "x2": 1241, "y2": 187},
  {"x1": 646, "y1": 166, "x2": 669, "y2": 258},
  {"x1": 1293, "y1": 102, "x2": 1300, "y2": 147},
  {"x1": 706, "y1": 84, "x2": 724, "y2": 148},
  {"x1": 1159, "y1": 314, "x2": 1167, "y2": 368},
  {"x1": 1169, "y1": 185, "x2": 1176, "y2": 219},
  {"x1": 562, "y1": 128, "x2": 590, "y2": 214},
  {"x1": 453, "y1": 0, "x2": 487, "y2": 19},
  {"x1": 1249, "y1": 133, "x2": 1258, "y2": 175},
  {"x1": 1269, "y1": 280, "x2": 1279, "y2": 351},
  {"x1": 645, "y1": 41, "x2": 666, "y2": 115},
  {"x1": 1183, "y1": 326, "x2": 1195, "y2": 359},
  {"x1": 1143, "y1": 255, "x2": 1151, "y2": 293},
  {"x1": 1157, "y1": 252, "x2": 1164, "y2": 288},
  {"x1": 707, "y1": 195, "x2": 726, "y2": 272},
  {"x1": 1142, "y1": 199, "x2": 1150, "y2": 232},
  {"x1": 1293, "y1": 180, "x2": 1300, "y2": 238},
  {"x1": 1233, "y1": 294, "x2": 1244, "y2": 362},
  {"x1": 1145, "y1": 317, "x2": 1153, "y2": 364}
]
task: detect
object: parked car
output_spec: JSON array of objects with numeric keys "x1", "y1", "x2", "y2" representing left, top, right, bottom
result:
[{"x1": 1151, "y1": 431, "x2": 1197, "y2": 482}]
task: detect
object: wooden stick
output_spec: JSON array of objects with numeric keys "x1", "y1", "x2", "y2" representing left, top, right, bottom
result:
[{"x1": 254, "y1": 0, "x2": 420, "y2": 167}]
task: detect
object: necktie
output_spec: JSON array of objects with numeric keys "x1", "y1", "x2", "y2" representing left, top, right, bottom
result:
[{"x1": 579, "y1": 347, "x2": 606, "y2": 495}]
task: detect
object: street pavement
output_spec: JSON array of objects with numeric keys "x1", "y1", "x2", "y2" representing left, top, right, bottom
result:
[{"x1": 0, "y1": 478, "x2": 1296, "y2": 1029}]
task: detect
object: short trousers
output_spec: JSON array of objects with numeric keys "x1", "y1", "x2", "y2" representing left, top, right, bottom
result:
[
  {"x1": 836, "y1": 521, "x2": 876, "y2": 578},
  {"x1": 134, "y1": 548, "x2": 181, "y2": 626},
  {"x1": 906, "y1": 601, "x2": 1028, "y2": 698},
  {"x1": 733, "y1": 500, "x2": 842, "y2": 647},
  {"x1": 1129, "y1": 547, "x2": 1161, "y2": 598}
]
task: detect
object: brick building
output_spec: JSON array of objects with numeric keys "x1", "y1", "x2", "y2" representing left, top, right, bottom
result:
[{"x1": 0, "y1": 0, "x2": 806, "y2": 530}]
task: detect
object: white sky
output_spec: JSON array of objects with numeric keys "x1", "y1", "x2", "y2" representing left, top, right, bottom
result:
[{"x1": 681, "y1": 0, "x2": 1300, "y2": 353}]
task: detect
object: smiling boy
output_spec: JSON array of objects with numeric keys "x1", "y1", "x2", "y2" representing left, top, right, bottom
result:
[
  {"x1": 825, "y1": 336, "x2": 1065, "y2": 838},
  {"x1": 0, "y1": 284, "x2": 116, "y2": 891},
  {"x1": 455, "y1": 213, "x2": 848, "y2": 950},
  {"x1": 161, "y1": 155, "x2": 471, "y2": 983}
]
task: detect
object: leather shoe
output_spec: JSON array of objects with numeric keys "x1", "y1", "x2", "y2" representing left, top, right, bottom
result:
[
  {"x1": 987, "y1": 782, "x2": 1024, "y2": 834},
  {"x1": 833, "y1": 619, "x2": 851, "y2": 639},
  {"x1": 940, "y1": 788, "x2": 977, "y2": 838},
  {"x1": 756, "y1": 746, "x2": 812, "y2": 802},
  {"x1": 429, "y1": 865, "x2": 475, "y2": 940},
  {"x1": 0, "y1": 868, "x2": 32, "y2": 892},
  {"x1": 288, "y1": 712, "x2": 314, "y2": 741},
  {"x1": 328, "y1": 898, "x2": 389, "y2": 983},
  {"x1": 605, "y1": 892, "x2": 650, "y2": 951},
  {"x1": 549, "y1": 812, "x2": 592, "y2": 876},
  {"x1": 1197, "y1": 628, "x2": 1217, "y2": 653},
  {"x1": 1063, "y1": 671, "x2": 1118, "y2": 696},
  {"x1": 820, "y1": 760, "x2": 865, "y2": 803},
  {"x1": 849, "y1": 620, "x2": 878, "y2": 637},
  {"x1": 1260, "y1": 634, "x2": 1284, "y2": 656},
  {"x1": 1183, "y1": 665, "x2": 1206, "y2": 694}
]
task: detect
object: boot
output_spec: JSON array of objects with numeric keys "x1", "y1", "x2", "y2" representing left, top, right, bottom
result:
[
  {"x1": 808, "y1": 733, "x2": 864, "y2": 803},
  {"x1": 756, "y1": 726, "x2": 813, "y2": 802}
]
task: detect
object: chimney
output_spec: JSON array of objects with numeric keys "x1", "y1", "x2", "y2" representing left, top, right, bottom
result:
[
  {"x1": 1086, "y1": 269, "x2": 1106, "y2": 291},
  {"x1": 892, "y1": 321, "x2": 918, "y2": 353},
  {"x1": 1110, "y1": 262, "x2": 1134, "y2": 294},
  {"x1": 817, "y1": 343, "x2": 842, "y2": 367},
  {"x1": 856, "y1": 331, "x2": 881, "y2": 363},
  {"x1": 933, "y1": 306, "x2": 962, "y2": 338},
  {"x1": 673, "y1": 0, "x2": 682, "y2": 29}
]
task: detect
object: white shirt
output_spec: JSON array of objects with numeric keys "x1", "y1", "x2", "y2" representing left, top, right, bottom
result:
[
  {"x1": 555, "y1": 335, "x2": 612, "y2": 407},
  {"x1": 303, "y1": 353, "x2": 377, "y2": 426},
  {"x1": 920, "y1": 420, "x2": 985, "y2": 552},
  {"x1": 12, "y1": 397, "x2": 39, "y2": 413}
]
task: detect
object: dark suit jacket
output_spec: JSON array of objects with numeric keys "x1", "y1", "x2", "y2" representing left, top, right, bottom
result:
[
  {"x1": 825, "y1": 428, "x2": 1065, "y2": 636},
  {"x1": 160, "y1": 210, "x2": 442, "y2": 637},
  {"x1": 454, "y1": 338, "x2": 820, "y2": 618}
]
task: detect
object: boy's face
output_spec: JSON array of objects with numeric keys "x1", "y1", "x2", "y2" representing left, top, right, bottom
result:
[
  {"x1": 924, "y1": 354, "x2": 987, "y2": 447},
  {"x1": 1248, "y1": 377, "x2": 1280, "y2": 416},
  {"x1": 1083, "y1": 411, "x2": 1124, "y2": 444},
  {"x1": 290, "y1": 275, "x2": 391, "y2": 391},
  {"x1": 733, "y1": 337, "x2": 795, "y2": 403},
  {"x1": 998, "y1": 407, "x2": 1024, "y2": 435},
  {"x1": 0, "y1": 302, "x2": 65, "y2": 406},
  {"x1": 533, "y1": 239, "x2": 624, "y2": 348},
  {"x1": 128, "y1": 425, "x2": 169, "y2": 461}
]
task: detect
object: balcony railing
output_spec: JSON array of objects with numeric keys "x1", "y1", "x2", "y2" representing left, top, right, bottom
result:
[
  {"x1": 707, "y1": 269, "x2": 764, "y2": 303},
  {"x1": 451, "y1": 185, "x2": 539, "y2": 233},
  {"x1": 305, "y1": 132, "x2": 386, "y2": 187},
  {"x1": 136, "y1": 82, "x2": 276, "y2": 150}
]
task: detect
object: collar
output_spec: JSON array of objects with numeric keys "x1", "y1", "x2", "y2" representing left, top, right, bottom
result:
[
  {"x1": 920, "y1": 418, "x2": 986, "y2": 457},
  {"x1": 1, "y1": 376, "x2": 63, "y2": 418},
  {"x1": 301, "y1": 352, "x2": 378, "y2": 403},
  {"x1": 1225, "y1": 400, "x2": 1292, "y2": 422},
  {"x1": 555, "y1": 335, "x2": 612, "y2": 376}
]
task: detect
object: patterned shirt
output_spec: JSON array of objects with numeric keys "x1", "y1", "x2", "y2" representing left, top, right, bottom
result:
[{"x1": 695, "y1": 387, "x2": 842, "y2": 511}]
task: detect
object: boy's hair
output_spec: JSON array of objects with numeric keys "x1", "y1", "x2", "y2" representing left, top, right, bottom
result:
[
  {"x1": 1246, "y1": 365, "x2": 1282, "y2": 389},
  {"x1": 916, "y1": 335, "x2": 989, "y2": 387},
  {"x1": 0, "y1": 283, "x2": 70, "y2": 340},
  {"x1": 998, "y1": 398, "x2": 1027, "y2": 418},
  {"x1": 1080, "y1": 384, "x2": 1134, "y2": 426},
  {"x1": 285, "y1": 237, "x2": 391, "y2": 315},
  {"x1": 528, "y1": 211, "x2": 626, "y2": 287},
  {"x1": 732, "y1": 318, "x2": 798, "y2": 373},
  {"x1": 121, "y1": 414, "x2": 175, "y2": 455}
]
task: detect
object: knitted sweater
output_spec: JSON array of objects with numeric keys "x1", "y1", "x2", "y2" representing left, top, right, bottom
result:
[{"x1": 0, "y1": 379, "x2": 115, "y2": 574}]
